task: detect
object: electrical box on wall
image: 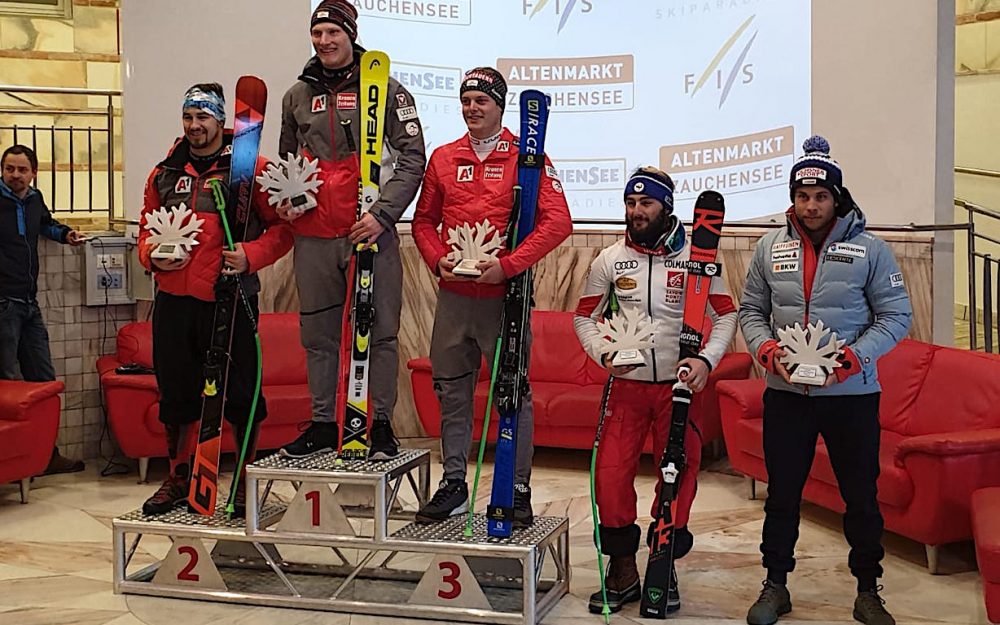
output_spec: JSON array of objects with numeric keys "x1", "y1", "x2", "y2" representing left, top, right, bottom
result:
[{"x1": 83, "y1": 237, "x2": 135, "y2": 306}]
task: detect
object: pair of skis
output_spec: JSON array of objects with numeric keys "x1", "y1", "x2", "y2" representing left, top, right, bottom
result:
[
  {"x1": 336, "y1": 51, "x2": 390, "y2": 460},
  {"x1": 465, "y1": 90, "x2": 551, "y2": 539},
  {"x1": 588, "y1": 191, "x2": 726, "y2": 619}
]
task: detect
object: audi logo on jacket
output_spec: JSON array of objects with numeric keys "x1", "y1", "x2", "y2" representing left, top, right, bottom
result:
[{"x1": 573, "y1": 236, "x2": 738, "y2": 383}]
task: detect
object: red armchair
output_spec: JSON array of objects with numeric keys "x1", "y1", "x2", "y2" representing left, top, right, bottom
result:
[
  {"x1": 408, "y1": 310, "x2": 754, "y2": 451},
  {"x1": 0, "y1": 379, "x2": 63, "y2": 503},
  {"x1": 973, "y1": 488, "x2": 1000, "y2": 623},
  {"x1": 97, "y1": 313, "x2": 311, "y2": 481},
  {"x1": 718, "y1": 339, "x2": 1000, "y2": 573}
]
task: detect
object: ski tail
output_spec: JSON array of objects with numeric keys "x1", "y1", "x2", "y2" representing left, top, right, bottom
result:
[
  {"x1": 188, "y1": 76, "x2": 267, "y2": 516},
  {"x1": 339, "y1": 50, "x2": 390, "y2": 460},
  {"x1": 640, "y1": 190, "x2": 725, "y2": 617},
  {"x1": 486, "y1": 90, "x2": 551, "y2": 538}
]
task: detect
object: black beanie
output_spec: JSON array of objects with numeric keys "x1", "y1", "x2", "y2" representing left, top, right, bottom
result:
[
  {"x1": 311, "y1": 0, "x2": 359, "y2": 41},
  {"x1": 460, "y1": 67, "x2": 508, "y2": 110}
]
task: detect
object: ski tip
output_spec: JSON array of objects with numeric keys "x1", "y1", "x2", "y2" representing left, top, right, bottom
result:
[
  {"x1": 362, "y1": 50, "x2": 390, "y2": 69},
  {"x1": 694, "y1": 189, "x2": 725, "y2": 210}
]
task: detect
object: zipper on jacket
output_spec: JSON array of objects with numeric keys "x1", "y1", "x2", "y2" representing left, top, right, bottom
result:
[{"x1": 647, "y1": 254, "x2": 658, "y2": 381}]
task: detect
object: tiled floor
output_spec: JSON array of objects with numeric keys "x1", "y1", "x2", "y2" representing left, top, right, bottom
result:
[{"x1": 0, "y1": 446, "x2": 988, "y2": 624}]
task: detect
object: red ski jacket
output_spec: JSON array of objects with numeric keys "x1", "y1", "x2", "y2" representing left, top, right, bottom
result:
[
  {"x1": 137, "y1": 133, "x2": 293, "y2": 302},
  {"x1": 412, "y1": 128, "x2": 572, "y2": 299}
]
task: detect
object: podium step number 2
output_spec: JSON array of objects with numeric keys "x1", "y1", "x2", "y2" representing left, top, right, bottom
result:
[
  {"x1": 274, "y1": 482, "x2": 356, "y2": 536},
  {"x1": 152, "y1": 537, "x2": 227, "y2": 590},
  {"x1": 410, "y1": 554, "x2": 490, "y2": 610}
]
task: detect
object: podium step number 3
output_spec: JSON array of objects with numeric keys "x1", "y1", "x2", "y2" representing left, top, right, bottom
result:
[
  {"x1": 152, "y1": 537, "x2": 227, "y2": 590},
  {"x1": 275, "y1": 482, "x2": 356, "y2": 536},
  {"x1": 410, "y1": 554, "x2": 490, "y2": 610}
]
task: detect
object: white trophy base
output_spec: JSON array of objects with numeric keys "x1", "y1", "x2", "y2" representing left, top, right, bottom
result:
[
  {"x1": 151, "y1": 243, "x2": 190, "y2": 262},
  {"x1": 453, "y1": 258, "x2": 482, "y2": 277},
  {"x1": 289, "y1": 192, "x2": 317, "y2": 213},
  {"x1": 611, "y1": 349, "x2": 645, "y2": 367},
  {"x1": 789, "y1": 364, "x2": 827, "y2": 386}
]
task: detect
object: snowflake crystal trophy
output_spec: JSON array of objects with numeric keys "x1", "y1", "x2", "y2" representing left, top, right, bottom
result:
[
  {"x1": 776, "y1": 320, "x2": 846, "y2": 386},
  {"x1": 597, "y1": 306, "x2": 661, "y2": 367},
  {"x1": 446, "y1": 219, "x2": 503, "y2": 277},
  {"x1": 256, "y1": 153, "x2": 323, "y2": 217},
  {"x1": 146, "y1": 203, "x2": 205, "y2": 262}
]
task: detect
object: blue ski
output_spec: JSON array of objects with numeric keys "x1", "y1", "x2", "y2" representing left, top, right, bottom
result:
[{"x1": 486, "y1": 90, "x2": 550, "y2": 538}]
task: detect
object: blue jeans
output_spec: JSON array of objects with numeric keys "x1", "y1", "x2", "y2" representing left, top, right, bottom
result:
[{"x1": 0, "y1": 297, "x2": 55, "y2": 382}]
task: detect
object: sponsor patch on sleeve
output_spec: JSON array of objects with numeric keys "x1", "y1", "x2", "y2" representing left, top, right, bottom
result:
[
  {"x1": 545, "y1": 164, "x2": 559, "y2": 180},
  {"x1": 396, "y1": 105, "x2": 417, "y2": 121},
  {"x1": 551, "y1": 179, "x2": 563, "y2": 193},
  {"x1": 890, "y1": 272, "x2": 904, "y2": 288},
  {"x1": 405, "y1": 121, "x2": 420, "y2": 137}
]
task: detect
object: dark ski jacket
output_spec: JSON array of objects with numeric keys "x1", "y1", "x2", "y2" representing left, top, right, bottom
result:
[{"x1": 0, "y1": 178, "x2": 70, "y2": 300}]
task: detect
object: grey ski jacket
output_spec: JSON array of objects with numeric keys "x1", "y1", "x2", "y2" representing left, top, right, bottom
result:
[{"x1": 739, "y1": 206, "x2": 912, "y2": 396}]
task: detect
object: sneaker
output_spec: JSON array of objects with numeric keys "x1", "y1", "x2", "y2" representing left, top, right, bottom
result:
[
  {"x1": 368, "y1": 419, "x2": 400, "y2": 461},
  {"x1": 513, "y1": 482, "x2": 534, "y2": 528},
  {"x1": 747, "y1": 580, "x2": 792, "y2": 625},
  {"x1": 143, "y1": 471, "x2": 189, "y2": 516},
  {"x1": 280, "y1": 421, "x2": 339, "y2": 459},
  {"x1": 41, "y1": 446, "x2": 85, "y2": 475},
  {"x1": 415, "y1": 479, "x2": 469, "y2": 523},
  {"x1": 853, "y1": 586, "x2": 895, "y2": 625},
  {"x1": 588, "y1": 554, "x2": 641, "y2": 614}
]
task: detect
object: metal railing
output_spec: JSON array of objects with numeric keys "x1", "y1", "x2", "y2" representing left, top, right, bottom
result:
[
  {"x1": 0, "y1": 85, "x2": 121, "y2": 220},
  {"x1": 955, "y1": 195, "x2": 1000, "y2": 351}
]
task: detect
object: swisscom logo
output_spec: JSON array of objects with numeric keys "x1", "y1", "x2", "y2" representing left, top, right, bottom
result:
[
  {"x1": 496, "y1": 54, "x2": 634, "y2": 113},
  {"x1": 350, "y1": 0, "x2": 471, "y2": 25},
  {"x1": 684, "y1": 15, "x2": 758, "y2": 109},
  {"x1": 522, "y1": 0, "x2": 594, "y2": 33},
  {"x1": 390, "y1": 61, "x2": 462, "y2": 99}
]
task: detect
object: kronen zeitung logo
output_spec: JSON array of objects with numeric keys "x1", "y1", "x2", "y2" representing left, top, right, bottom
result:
[
  {"x1": 350, "y1": 0, "x2": 471, "y2": 25},
  {"x1": 497, "y1": 55, "x2": 634, "y2": 112},
  {"x1": 553, "y1": 158, "x2": 626, "y2": 192},
  {"x1": 684, "y1": 15, "x2": 757, "y2": 109},
  {"x1": 659, "y1": 126, "x2": 793, "y2": 198},
  {"x1": 522, "y1": 0, "x2": 594, "y2": 33},
  {"x1": 391, "y1": 61, "x2": 461, "y2": 99}
]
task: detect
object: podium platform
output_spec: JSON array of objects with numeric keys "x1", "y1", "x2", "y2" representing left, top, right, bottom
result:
[{"x1": 112, "y1": 449, "x2": 570, "y2": 625}]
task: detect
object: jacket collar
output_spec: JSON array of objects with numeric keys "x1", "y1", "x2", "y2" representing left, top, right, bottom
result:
[
  {"x1": 299, "y1": 44, "x2": 366, "y2": 94},
  {"x1": 0, "y1": 178, "x2": 37, "y2": 204},
  {"x1": 158, "y1": 131, "x2": 234, "y2": 175},
  {"x1": 455, "y1": 127, "x2": 516, "y2": 163},
  {"x1": 785, "y1": 204, "x2": 867, "y2": 245}
]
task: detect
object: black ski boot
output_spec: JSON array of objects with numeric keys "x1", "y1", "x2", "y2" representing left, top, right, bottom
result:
[
  {"x1": 280, "y1": 421, "x2": 339, "y2": 458},
  {"x1": 589, "y1": 554, "x2": 641, "y2": 614},
  {"x1": 513, "y1": 482, "x2": 534, "y2": 528},
  {"x1": 368, "y1": 419, "x2": 400, "y2": 461},
  {"x1": 853, "y1": 586, "x2": 895, "y2": 625},
  {"x1": 747, "y1": 580, "x2": 792, "y2": 625},
  {"x1": 143, "y1": 467, "x2": 189, "y2": 516},
  {"x1": 415, "y1": 479, "x2": 468, "y2": 523}
]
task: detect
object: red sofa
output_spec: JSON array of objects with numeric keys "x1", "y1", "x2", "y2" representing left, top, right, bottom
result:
[
  {"x1": 0, "y1": 379, "x2": 63, "y2": 503},
  {"x1": 408, "y1": 310, "x2": 754, "y2": 451},
  {"x1": 718, "y1": 339, "x2": 1000, "y2": 573},
  {"x1": 97, "y1": 313, "x2": 311, "y2": 481}
]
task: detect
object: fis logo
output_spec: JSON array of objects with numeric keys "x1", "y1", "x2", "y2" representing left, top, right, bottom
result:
[
  {"x1": 683, "y1": 15, "x2": 757, "y2": 109},
  {"x1": 522, "y1": 0, "x2": 594, "y2": 33}
]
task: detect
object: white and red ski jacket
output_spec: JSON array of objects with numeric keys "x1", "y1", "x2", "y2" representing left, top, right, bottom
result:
[
  {"x1": 412, "y1": 127, "x2": 572, "y2": 299},
  {"x1": 574, "y1": 236, "x2": 738, "y2": 383}
]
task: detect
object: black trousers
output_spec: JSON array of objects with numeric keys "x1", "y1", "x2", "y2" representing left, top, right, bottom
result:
[
  {"x1": 761, "y1": 389, "x2": 884, "y2": 583},
  {"x1": 152, "y1": 290, "x2": 267, "y2": 426}
]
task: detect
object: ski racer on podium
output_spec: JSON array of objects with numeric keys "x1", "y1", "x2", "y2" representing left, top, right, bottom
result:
[
  {"x1": 574, "y1": 167, "x2": 737, "y2": 613},
  {"x1": 411, "y1": 67, "x2": 571, "y2": 526}
]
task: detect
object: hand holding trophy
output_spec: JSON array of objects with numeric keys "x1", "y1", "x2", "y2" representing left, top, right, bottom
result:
[
  {"x1": 256, "y1": 153, "x2": 323, "y2": 217},
  {"x1": 597, "y1": 306, "x2": 661, "y2": 368},
  {"x1": 776, "y1": 319, "x2": 846, "y2": 386},
  {"x1": 446, "y1": 219, "x2": 503, "y2": 277}
]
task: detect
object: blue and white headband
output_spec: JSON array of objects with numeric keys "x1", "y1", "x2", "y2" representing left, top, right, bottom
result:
[
  {"x1": 182, "y1": 87, "x2": 226, "y2": 124},
  {"x1": 624, "y1": 173, "x2": 674, "y2": 211}
]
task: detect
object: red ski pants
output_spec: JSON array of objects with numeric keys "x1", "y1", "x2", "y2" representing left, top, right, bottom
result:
[{"x1": 596, "y1": 378, "x2": 703, "y2": 537}]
